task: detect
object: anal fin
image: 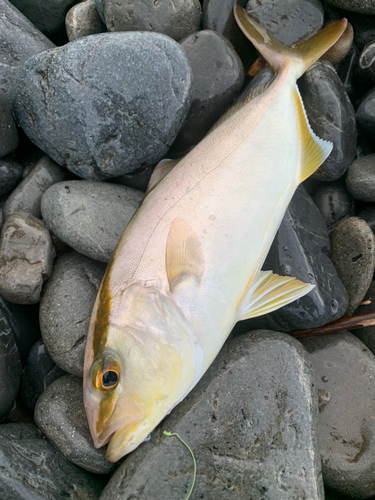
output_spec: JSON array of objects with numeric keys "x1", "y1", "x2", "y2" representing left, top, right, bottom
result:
[{"x1": 237, "y1": 270, "x2": 314, "y2": 321}]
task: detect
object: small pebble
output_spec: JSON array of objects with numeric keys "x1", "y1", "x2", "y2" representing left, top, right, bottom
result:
[
  {"x1": 314, "y1": 181, "x2": 354, "y2": 232},
  {"x1": 346, "y1": 154, "x2": 375, "y2": 201},
  {"x1": 66, "y1": 0, "x2": 106, "y2": 42},
  {"x1": 357, "y1": 88, "x2": 375, "y2": 138},
  {"x1": 330, "y1": 217, "x2": 375, "y2": 315},
  {"x1": 0, "y1": 212, "x2": 55, "y2": 305},
  {"x1": 358, "y1": 40, "x2": 375, "y2": 84},
  {"x1": 0, "y1": 158, "x2": 23, "y2": 197}
]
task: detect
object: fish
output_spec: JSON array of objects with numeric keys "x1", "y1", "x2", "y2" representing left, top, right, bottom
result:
[{"x1": 83, "y1": 7, "x2": 347, "y2": 463}]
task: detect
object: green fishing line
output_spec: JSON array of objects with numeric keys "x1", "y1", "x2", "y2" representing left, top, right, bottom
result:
[{"x1": 163, "y1": 430, "x2": 197, "y2": 500}]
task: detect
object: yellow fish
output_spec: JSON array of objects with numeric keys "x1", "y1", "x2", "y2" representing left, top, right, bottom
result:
[{"x1": 83, "y1": 7, "x2": 347, "y2": 463}]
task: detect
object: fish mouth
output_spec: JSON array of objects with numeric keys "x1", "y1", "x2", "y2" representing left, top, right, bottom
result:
[{"x1": 105, "y1": 418, "x2": 156, "y2": 462}]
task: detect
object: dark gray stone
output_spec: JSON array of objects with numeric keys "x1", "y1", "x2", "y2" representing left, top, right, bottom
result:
[
  {"x1": 330, "y1": 217, "x2": 375, "y2": 315},
  {"x1": 101, "y1": 331, "x2": 323, "y2": 500},
  {"x1": 41, "y1": 181, "x2": 143, "y2": 262},
  {"x1": 322, "y1": 20, "x2": 354, "y2": 66},
  {"x1": 9, "y1": 0, "x2": 80, "y2": 35},
  {"x1": 358, "y1": 40, "x2": 375, "y2": 85},
  {"x1": 314, "y1": 181, "x2": 354, "y2": 233},
  {"x1": 103, "y1": 0, "x2": 201, "y2": 41},
  {"x1": 0, "y1": 212, "x2": 55, "y2": 304},
  {"x1": 301, "y1": 332, "x2": 375, "y2": 498},
  {"x1": 346, "y1": 154, "x2": 375, "y2": 202},
  {"x1": 35, "y1": 375, "x2": 115, "y2": 474},
  {"x1": 20, "y1": 339, "x2": 65, "y2": 410},
  {"x1": 0, "y1": 423, "x2": 103, "y2": 499},
  {"x1": 0, "y1": 97, "x2": 18, "y2": 158},
  {"x1": 14, "y1": 32, "x2": 193, "y2": 180},
  {"x1": 40, "y1": 251, "x2": 106, "y2": 376},
  {"x1": 170, "y1": 30, "x2": 244, "y2": 155},
  {"x1": 298, "y1": 61, "x2": 357, "y2": 181},
  {"x1": 3, "y1": 155, "x2": 67, "y2": 221},
  {"x1": 0, "y1": 158, "x2": 22, "y2": 197},
  {"x1": 325, "y1": 0, "x2": 375, "y2": 15},
  {"x1": 349, "y1": 12, "x2": 375, "y2": 50},
  {"x1": 357, "y1": 88, "x2": 375, "y2": 139},
  {"x1": 358, "y1": 206, "x2": 375, "y2": 234},
  {"x1": 66, "y1": 0, "x2": 106, "y2": 42},
  {"x1": 0, "y1": 309, "x2": 22, "y2": 420},
  {"x1": 246, "y1": 0, "x2": 324, "y2": 45}
]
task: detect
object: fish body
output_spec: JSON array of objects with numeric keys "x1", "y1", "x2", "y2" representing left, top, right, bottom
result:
[{"x1": 84, "y1": 9, "x2": 347, "y2": 462}]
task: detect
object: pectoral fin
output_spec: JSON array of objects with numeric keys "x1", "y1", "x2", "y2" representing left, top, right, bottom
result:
[
  {"x1": 166, "y1": 218, "x2": 205, "y2": 291},
  {"x1": 237, "y1": 270, "x2": 314, "y2": 320}
]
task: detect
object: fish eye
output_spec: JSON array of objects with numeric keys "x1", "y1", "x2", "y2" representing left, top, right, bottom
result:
[
  {"x1": 102, "y1": 370, "x2": 118, "y2": 388},
  {"x1": 92, "y1": 356, "x2": 120, "y2": 392}
]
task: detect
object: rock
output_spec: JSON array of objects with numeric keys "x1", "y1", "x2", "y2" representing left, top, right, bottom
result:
[
  {"x1": 95, "y1": 0, "x2": 105, "y2": 22},
  {"x1": 0, "y1": 212, "x2": 55, "y2": 304},
  {"x1": 9, "y1": 0, "x2": 80, "y2": 35},
  {"x1": 336, "y1": 44, "x2": 359, "y2": 96},
  {"x1": 301, "y1": 332, "x2": 375, "y2": 498},
  {"x1": 325, "y1": 0, "x2": 375, "y2": 15},
  {"x1": 0, "y1": 159, "x2": 23, "y2": 197},
  {"x1": 20, "y1": 339, "x2": 65, "y2": 410},
  {"x1": 358, "y1": 206, "x2": 375, "y2": 233},
  {"x1": 358, "y1": 41, "x2": 375, "y2": 85},
  {"x1": 35, "y1": 375, "x2": 115, "y2": 474},
  {"x1": 0, "y1": 309, "x2": 22, "y2": 419},
  {"x1": 103, "y1": 0, "x2": 201, "y2": 41},
  {"x1": 2, "y1": 155, "x2": 67, "y2": 222},
  {"x1": 322, "y1": 20, "x2": 354, "y2": 66},
  {"x1": 40, "y1": 251, "x2": 106, "y2": 376},
  {"x1": 203, "y1": 0, "x2": 256, "y2": 68},
  {"x1": 349, "y1": 12, "x2": 375, "y2": 50},
  {"x1": 357, "y1": 88, "x2": 375, "y2": 138},
  {"x1": 238, "y1": 186, "x2": 348, "y2": 333},
  {"x1": 298, "y1": 61, "x2": 357, "y2": 181},
  {"x1": 170, "y1": 30, "x2": 244, "y2": 155},
  {"x1": 0, "y1": 97, "x2": 19, "y2": 158},
  {"x1": 0, "y1": 423, "x2": 103, "y2": 499},
  {"x1": 66, "y1": 0, "x2": 106, "y2": 42},
  {"x1": 330, "y1": 217, "x2": 375, "y2": 315},
  {"x1": 346, "y1": 154, "x2": 375, "y2": 201},
  {"x1": 14, "y1": 32, "x2": 193, "y2": 180},
  {"x1": 246, "y1": 0, "x2": 324, "y2": 45},
  {"x1": 351, "y1": 281, "x2": 375, "y2": 354},
  {"x1": 101, "y1": 331, "x2": 323, "y2": 500},
  {"x1": 314, "y1": 181, "x2": 354, "y2": 233},
  {"x1": 41, "y1": 181, "x2": 143, "y2": 262}
]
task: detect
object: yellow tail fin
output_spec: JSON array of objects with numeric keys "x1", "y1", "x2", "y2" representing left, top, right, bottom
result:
[{"x1": 234, "y1": 6, "x2": 347, "y2": 78}]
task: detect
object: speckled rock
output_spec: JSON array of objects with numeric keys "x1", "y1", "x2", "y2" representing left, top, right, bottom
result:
[
  {"x1": 298, "y1": 61, "x2": 357, "y2": 181},
  {"x1": 40, "y1": 251, "x2": 106, "y2": 376},
  {"x1": 103, "y1": 0, "x2": 201, "y2": 41},
  {"x1": 0, "y1": 159, "x2": 23, "y2": 197},
  {"x1": 66, "y1": 0, "x2": 106, "y2": 41},
  {"x1": 322, "y1": 20, "x2": 354, "y2": 66},
  {"x1": 314, "y1": 181, "x2": 354, "y2": 232},
  {"x1": 20, "y1": 339, "x2": 65, "y2": 410},
  {"x1": 357, "y1": 88, "x2": 375, "y2": 138},
  {"x1": 246, "y1": 0, "x2": 324, "y2": 45},
  {"x1": 0, "y1": 423, "x2": 103, "y2": 499},
  {"x1": 330, "y1": 217, "x2": 375, "y2": 315},
  {"x1": 101, "y1": 331, "x2": 323, "y2": 500},
  {"x1": 9, "y1": 0, "x2": 80, "y2": 35},
  {"x1": 3, "y1": 155, "x2": 67, "y2": 221},
  {"x1": 302, "y1": 332, "x2": 375, "y2": 498},
  {"x1": 170, "y1": 30, "x2": 244, "y2": 155},
  {"x1": 41, "y1": 181, "x2": 142, "y2": 262},
  {"x1": 325, "y1": 0, "x2": 375, "y2": 15},
  {"x1": 0, "y1": 213, "x2": 55, "y2": 304},
  {"x1": 35, "y1": 375, "x2": 114, "y2": 474},
  {"x1": 14, "y1": 32, "x2": 193, "y2": 180},
  {"x1": 352, "y1": 281, "x2": 375, "y2": 354},
  {"x1": 346, "y1": 154, "x2": 375, "y2": 201}
]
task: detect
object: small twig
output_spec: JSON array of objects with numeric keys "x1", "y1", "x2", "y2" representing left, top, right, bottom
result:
[
  {"x1": 288, "y1": 312, "x2": 375, "y2": 339},
  {"x1": 248, "y1": 57, "x2": 267, "y2": 77}
]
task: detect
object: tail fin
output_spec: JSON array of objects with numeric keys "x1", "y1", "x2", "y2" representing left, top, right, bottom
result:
[{"x1": 234, "y1": 6, "x2": 347, "y2": 78}]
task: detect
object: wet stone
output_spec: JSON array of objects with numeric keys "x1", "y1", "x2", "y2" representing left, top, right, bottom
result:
[
  {"x1": 358, "y1": 41, "x2": 375, "y2": 85},
  {"x1": 0, "y1": 159, "x2": 23, "y2": 197},
  {"x1": 41, "y1": 181, "x2": 143, "y2": 262},
  {"x1": 170, "y1": 30, "x2": 244, "y2": 155},
  {"x1": 356, "y1": 88, "x2": 375, "y2": 138},
  {"x1": 0, "y1": 213, "x2": 54, "y2": 305},
  {"x1": 14, "y1": 32, "x2": 193, "y2": 180},
  {"x1": 246, "y1": 0, "x2": 324, "y2": 45},
  {"x1": 103, "y1": 0, "x2": 201, "y2": 41},
  {"x1": 0, "y1": 422, "x2": 103, "y2": 499},
  {"x1": 330, "y1": 217, "x2": 375, "y2": 315},
  {"x1": 35, "y1": 375, "x2": 114, "y2": 474},
  {"x1": 298, "y1": 61, "x2": 357, "y2": 181},
  {"x1": 322, "y1": 20, "x2": 354, "y2": 66},
  {"x1": 101, "y1": 331, "x2": 323, "y2": 500},
  {"x1": 324, "y1": 0, "x2": 375, "y2": 15},
  {"x1": 40, "y1": 251, "x2": 106, "y2": 376},
  {"x1": 346, "y1": 154, "x2": 375, "y2": 201},
  {"x1": 314, "y1": 181, "x2": 355, "y2": 233},
  {"x1": 20, "y1": 339, "x2": 65, "y2": 411},
  {"x1": 66, "y1": 0, "x2": 106, "y2": 42},
  {"x1": 2, "y1": 155, "x2": 67, "y2": 222},
  {"x1": 301, "y1": 332, "x2": 375, "y2": 498}
]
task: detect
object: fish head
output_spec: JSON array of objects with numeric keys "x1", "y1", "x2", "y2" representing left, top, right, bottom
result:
[{"x1": 83, "y1": 280, "x2": 200, "y2": 462}]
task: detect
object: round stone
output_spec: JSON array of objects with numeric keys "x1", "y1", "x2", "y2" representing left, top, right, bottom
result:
[
  {"x1": 346, "y1": 154, "x2": 375, "y2": 201},
  {"x1": 0, "y1": 159, "x2": 23, "y2": 198},
  {"x1": 14, "y1": 32, "x2": 193, "y2": 180},
  {"x1": 357, "y1": 88, "x2": 375, "y2": 138},
  {"x1": 66, "y1": 0, "x2": 106, "y2": 42},
  {"x1": 324, "y1": 0, "x2": 375, "y2": 15},
  {"x1": 41, "y1": 181, "x2": 143, "y2": 262},
  {"x1": 314, "y1": 182, "x2": 354, "y2": 232},
  {"x1": 40, "y1": 251, "x2": 106, "y2": 377},
  {"x1": 358, "y1": 40, "x2": 375, "y2": 84}
]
